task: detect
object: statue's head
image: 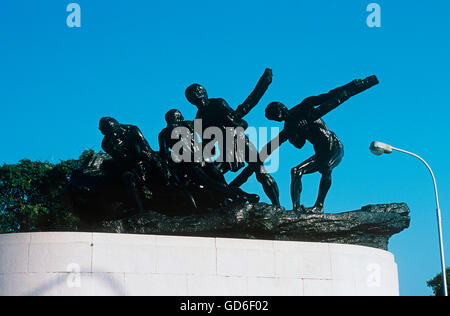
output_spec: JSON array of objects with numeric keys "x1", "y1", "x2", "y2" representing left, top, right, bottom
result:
[
  {"x1": 185, "y1": 84, "x2": 208, "y2": 109},
  {"x1": 265, "y1": 102, "x2": 288, "y2": 122},
  {"x1": 165, "y1": 109, "x2": 184, "y2": 125},
  {"x1": 99, "y1": 117, "x2": 119, "y2": 135}
]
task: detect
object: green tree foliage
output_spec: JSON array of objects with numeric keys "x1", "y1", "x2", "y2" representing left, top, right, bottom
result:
[
  {"x1": 427, "y1": 268, "x2": 450, "y2": 296},
  {"x1": 0, "y1": 150, "x2": 94, "y2": 233}
]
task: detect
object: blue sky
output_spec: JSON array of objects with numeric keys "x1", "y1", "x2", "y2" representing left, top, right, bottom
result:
[{"x1": 1, "y1": 0, "x2": 449, "y2": 295}]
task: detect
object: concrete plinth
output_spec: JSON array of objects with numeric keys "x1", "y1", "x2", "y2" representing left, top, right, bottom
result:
[{"x1": 0, "y1": 232, "x2": 399, "y2": 296}]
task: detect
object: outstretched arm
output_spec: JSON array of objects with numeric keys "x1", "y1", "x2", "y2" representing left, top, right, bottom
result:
[
  {"x1": 311, "y1": 76, "x2": 378, "y2": 120},
  {"x1": 292, "y1": 76, "x2": 379, "y2": 122},
  {"x1": 290, "y1": 89, "x2": 344, "y2": 117},
  {"x1": 259, "y1": 128, "x2": 289, "y2": 163},
  {"x1": 229, "y1": 129, "x2": 288, "y2": 188},
  {"x1": 235, "y1": 68, "x2": 273, "y2": 120}
]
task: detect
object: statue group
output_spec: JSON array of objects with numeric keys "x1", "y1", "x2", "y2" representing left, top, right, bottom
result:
[{"x1": 62, "y1": 69, "x2": 378, "y2": 222}]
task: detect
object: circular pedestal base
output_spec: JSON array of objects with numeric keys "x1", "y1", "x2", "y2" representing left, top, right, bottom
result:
[{"x1": 0, "y1": 232, "x2": 399, "y2": 296}]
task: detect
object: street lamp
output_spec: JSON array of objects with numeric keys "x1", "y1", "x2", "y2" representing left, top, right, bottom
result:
[{"x1": 370, "y1": 141, "x2": 448, "y2": 297}]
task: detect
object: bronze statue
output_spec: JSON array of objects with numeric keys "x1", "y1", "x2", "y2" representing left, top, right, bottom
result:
[
  {"x1": 159, "y1": 109, "x2": 260, "y2": 206},
  {"x1": 62, "y1": 117, "x2": 200, "y2": 222},
  {"x1": 185, "y1": 68, "x2": 280, "y2": 206},
  {"x1": 99, "y1": 117, "x2": 160, "y2": 212},
  {"x1": 61, "y1": 70, "x2": 380, "y2": 224},
  {"x1": 237, "y1": 76, "x2": 379, "y2": 214}
]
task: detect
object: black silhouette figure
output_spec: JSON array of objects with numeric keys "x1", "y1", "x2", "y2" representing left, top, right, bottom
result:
[
  {"x1": 99, "y1": 117, "x2": 157, "y2": 212},
  {"x1": 99, "y1": 117, "x2": 196, "y2": 212},
  {"x1": 185, "y1": 68, "x2": 280, "y2": 206},
  {"x1": 61, "y1": 71, "x2": 379, "y2": 223},
  {"x1": 255, "y1": 76, "x2": 379, "y2": 214},
  {"x1": 159, "y1": 109, "x2": 259, "y2": 205}
]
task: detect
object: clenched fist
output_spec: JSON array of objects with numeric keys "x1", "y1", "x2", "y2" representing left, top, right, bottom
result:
[{"x1": 262, "y1": 68, "x2": 273, "y2": 85}]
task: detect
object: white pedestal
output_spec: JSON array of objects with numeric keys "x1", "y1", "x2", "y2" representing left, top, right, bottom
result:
[{"x1": 0, "y1": 232, "x2": 399, "y2": 296}]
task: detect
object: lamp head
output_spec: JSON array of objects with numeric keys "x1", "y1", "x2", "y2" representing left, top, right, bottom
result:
[{"x1": 370, "y1": 141, "x2": 393, "y2": 156}]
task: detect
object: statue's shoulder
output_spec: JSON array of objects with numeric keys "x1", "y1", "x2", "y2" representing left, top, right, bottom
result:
[
  {"x1": 123, "y1": 124, "x2": 147, "y2": 140},
  {"x1": 121, "y1": 124, "x2": 139, "y2": 132},
  {"x1": 210, "y1": 98, "x2": 232, "y2": 109},
  {"x1": 210, "y1": 97, "x2": 227, "y2": 104},
  {"x1": 208, "y1": 98, "x2": 235, "y2": 117},
  {"x1": 158, "y1": 126, "x2": 170, "y2": 137},
  {"x1": 289, "y1": 102, "x2": 310, "y2": 118},
  {"x1": 312, "y1": 118, "x2": 327, "y2": 128}
]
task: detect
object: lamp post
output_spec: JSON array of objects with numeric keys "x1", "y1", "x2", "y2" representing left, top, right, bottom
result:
[{"x1": 370, "y1": 141, "x2": 448, "y2": 296}]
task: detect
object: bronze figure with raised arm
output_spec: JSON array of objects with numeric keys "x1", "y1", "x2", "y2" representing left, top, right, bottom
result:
[
  {"x1": 236, "y1": 75, "x2": 379, "y2": 214},
  {"x1": 185, "y1": 68, "x2": 281, "y2": 206}
]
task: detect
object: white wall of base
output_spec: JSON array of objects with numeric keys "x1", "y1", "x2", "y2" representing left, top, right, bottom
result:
[{"x1": 0, "y1": 232, "x2": 399, "y2": 296}]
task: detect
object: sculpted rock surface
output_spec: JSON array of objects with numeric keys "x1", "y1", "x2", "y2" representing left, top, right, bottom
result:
[{"x1": 97, "y1": 202, "x2": 410, "y2": 251}]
